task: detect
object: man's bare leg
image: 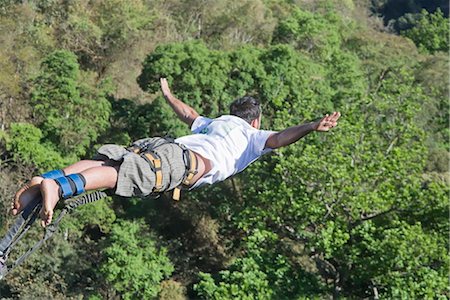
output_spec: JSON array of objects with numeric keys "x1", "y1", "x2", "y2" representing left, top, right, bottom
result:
[
  {"x1": 12, "y1": 160, "x2": 109, "y2": 216},
  {"x1": 40, "y1": 165, "x2": 119, "y2": 227}
]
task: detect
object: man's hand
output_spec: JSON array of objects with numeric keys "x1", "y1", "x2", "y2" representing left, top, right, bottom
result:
[
  {"x1": 314, "y1": 111, "x2": 341, "y2": 132},
  {"x1": 160, "y1": 78, "x2": 172, "y2": 99}
]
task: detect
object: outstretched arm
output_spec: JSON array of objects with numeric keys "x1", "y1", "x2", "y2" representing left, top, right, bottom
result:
[
  {"x1": 160, "y1": 78, "x2": 199, "y2": 127},
  {"x1": 265, "y1": 112, "x2": 341, "y2": 149}
]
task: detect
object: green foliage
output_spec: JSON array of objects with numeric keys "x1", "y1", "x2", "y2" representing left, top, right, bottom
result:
[
  {"x1": 5, "y1": 123, "x2": 70, "y2": 171},
  {"x1": 426, "y1": 148, "x2": 449, "y2": 173},
  {"x1": 196, "y1": 259, "x2": 273, "y2": 300},
  {"x1": 414, "y1": 53, "x2": 449, "y2": 152},
  {"x1": 194, "y1": 231, "x2": 275, "y2": 300},
  {"x1": 195, "y1": 230, "x2": 325, "y2": 299},
  {"x1": 87, "y1": 294, "x2": 102, "y2": 300},
  {"x1": 272, "y1": 7, "x2": 350, "y2": 59},
  {"x1": 139, "y1": 41, "x2": 338, "y2": 134},
  {"x1": 108, "y1": 97, "x2": 190, "y2": 141},
  {"x1": 0, "y1": 3, "x2": 55, "y2": 111},
  {"x1": 76, "y1": 0, "x2": 155, "y2": 99},
  {"x1": 371, "y1": 0, "x2": 448, "y2": 29},
  {"x1": 31, "y1": 50, "x2": 111, "y2": 157},
  {"x1": 137, "y1": 36, "x2": 447, "y2": 298},
  {"x1": 139, "y1": 41, "x2": 231, "y2": 136},
  {"x1": 61, "y1": 196, "x2": 116, "y2": 236},
  {"x1": 1, "y1": 223, "x2": 106, "y2": 299},
  {"x1": 100, "y1": 219, "x2": 174, "y2": 299},
  {"x1": 345, "y1": 220, "x2": 448, "y2": 298},
  {"x1": 0, "y1": 1, "x2": 448, "y2": 299},
  {"x1": 139, "y1": 42, "x2": 230, "y2": 111},
  {"x1": 60, "y1": 0, "x2": 154, "y2": 70},
  {"x1": 154, "y1": 0, "x2": 276, "y2": 48},
  {"x1": 401, "y1": 9, "x2": 449, "y2": 54},
  {"x1": 232, "y1": 66, "x2": 443, "y2": 298},
  {"x1": 324, "y1": 49, "x2": 367, "y2": 104}
]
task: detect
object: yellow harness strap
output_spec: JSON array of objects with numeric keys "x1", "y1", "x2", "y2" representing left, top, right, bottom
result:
[
  {"x1": 130, "y1": 146, "x2": 140, "y2": 154},
  {"x1": 129, "y1": 145, "x2": 164, "y2": 193},
  {"x1": 143, "y1": 152, "x2": 163, "y2": 192},
  {"x1": 172, "y1": 150, "x2": 197, "y2": 201}
]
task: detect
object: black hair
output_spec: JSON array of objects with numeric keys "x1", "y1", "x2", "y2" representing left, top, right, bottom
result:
[{"x1": 229, "y1": 96, "x2": 261, "y2": 123}]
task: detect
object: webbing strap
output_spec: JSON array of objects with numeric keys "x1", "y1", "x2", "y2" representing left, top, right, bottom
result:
[
  {"x1": 143, "y1": 152, "x2": 163, "y2": 192},
  {"x1": 172, "y1": 187, "x2": 181, "y2": 201},
  {"x1": 182, "y1": 150, "x2": 197, "y2": 186},
  {"x1": 129, "y1": 146, "x2": 140, "y2": 154},
  {"x1": 41, "y1": 169, "x2": 64, "y2": 179},
  {"x1": 55, "y1": 176, "x2": 72, "y2": 198},
  {"x1": 173, "y1": 150, "x2": 198, "y2": 201},
  {"x1": 128, "y1": 145, "x2": 164, "y2": 193},
  {"x1": 0, "y1": 191, "x2": 108, "y2": 280},
  {"x1": 0, "y1": 196, "x2": 41, "y2": 256},
  {"x1": 67, "y1": 174, "x2": 85, "y2": 195}
]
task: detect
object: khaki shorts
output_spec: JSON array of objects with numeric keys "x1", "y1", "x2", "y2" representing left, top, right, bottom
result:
[{"x1": 94, "y1": 138, "x2": 186, "y2": 197}]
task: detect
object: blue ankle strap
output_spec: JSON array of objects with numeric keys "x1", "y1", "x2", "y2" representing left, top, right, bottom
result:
[
  {"x1": 54, "y1": 174, "x2": 86, "y2": 199},
  {"x1": 41, "y1": 170, "x2": 64, "y2": 179},
  {"x1": 67, "y1": 174, "x2": 85, "y2": 195},
  {"x1": 54, "y1": 177, "x2": 72, "y2": 198}
]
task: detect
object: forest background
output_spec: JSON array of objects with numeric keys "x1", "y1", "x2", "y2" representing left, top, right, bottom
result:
[{"x1": 0, "y1": 0, "x2": 448, "y2": 299}]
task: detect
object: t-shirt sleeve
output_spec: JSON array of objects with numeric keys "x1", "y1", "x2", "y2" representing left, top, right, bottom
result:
[
  {"x1": 251, "y1": 129, "x2": 277, "y2": 156},
  {"x1": 190, "y1": 116, "x2": 212, "y2": 133}
]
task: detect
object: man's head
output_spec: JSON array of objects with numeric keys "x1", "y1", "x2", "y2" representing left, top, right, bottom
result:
[{"x1": 229, "y1": 96, "x2": 261, "y2": 128}]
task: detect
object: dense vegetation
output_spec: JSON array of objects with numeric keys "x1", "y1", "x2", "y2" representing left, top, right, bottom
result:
[{"x1": 0, "y1": 0, "x2": 448, "y2": 299}]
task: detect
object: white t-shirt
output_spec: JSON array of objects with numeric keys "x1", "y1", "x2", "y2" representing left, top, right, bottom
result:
[{"x1": 175, "y1": 115, "x2": 275, "y2": 189}]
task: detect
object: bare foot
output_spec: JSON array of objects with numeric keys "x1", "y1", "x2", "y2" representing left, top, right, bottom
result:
[
  {"x1": 12, "y1": 176, "x2": 44, "y2": 216},
  {"x1": 40, "y1": 179, "x2": 61, "y2": 227}
]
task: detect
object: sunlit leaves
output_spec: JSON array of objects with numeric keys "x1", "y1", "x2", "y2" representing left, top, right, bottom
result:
[
  {"x1": 100, "y1": 220, "x2": 174, "y2": 299},
  {"x1": 401, "y1": 9, "x2": 449, "y2": 54},
  {"x1": 31, "y1": 50, "x2": 111, "y2": 157}
]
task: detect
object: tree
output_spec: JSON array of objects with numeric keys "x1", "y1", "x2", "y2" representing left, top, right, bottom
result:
[
  {"x1": 0, "y1": 1, "x2": 448, "y2": 298},
  {"x1": 370, "y1": 0, "x2": 449, "y2": 27},
  {"x1": 0, "y1": 3, "x2": 57, "y2": 130},
  {"x1": 236, "y1": 68, "x2": 447, "y2": 298},
  {"x1": 4, "y1": 123, "x2": 68, "y2": 171},
  {"x1": 138, "y1": 39, "x2": 448, "y2": 298},
  {"x1": 194, "y1": 230, "x2": 326, "y2": 299},
  {"x1": 401, "y1": 9, "x2": 449, "y2": 54},
  {"x1": 100, "y1": 219, "x2": 174, "y2": 299},
  {"x1": 272, "y1": 7, "x2": 346, "y2": 60},
  {"x1": 31, "y1": 50, "x2": 111, "y2": 158},
  {"x1": 153, "y1": 0, "x2": 276, "y2": 48}
]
